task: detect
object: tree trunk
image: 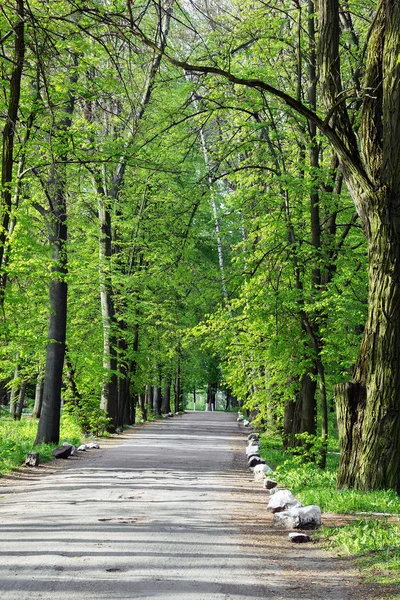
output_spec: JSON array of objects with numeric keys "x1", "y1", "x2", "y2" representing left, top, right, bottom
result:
[
  {"x1": 336, "y1": 208, "x2": 400, "y2": 490},
  {"x1": 146, "y1": 384, "x2": 153, "y2": 413},
  {"x1": 161, "y1": 376, "x2": 171, "y2": 414},
  {"x1": 0, "y1": 0, "x2": 24, "y2": 286},
  {"x1": 65, "y1": 348, "x2": 81, "y2": 404},
  {"x1": 9, "y1": 360, "x2": 19, "y2": 416},
  {"x1": 117, "y1": 333, "x2": 130, "y2": 425},
  {"x1": 35, "y1": 221, "x2": 68, "y2": 444},
  {"x1": 153, "y1": 385, "x2": 161, "y2": 416},
  {"x1": 32, "y1": 370, "x2": 44, "y2": 419},
  {"x1": 139, "y1": 393, "x2": 147, "y2": 421},
  {"x1": 33, "y1": 52, "x2": 78, "y2": 445},
  {"x1": 98, "y1": 194, "x2": 119, "y2": 431},
  {"x1": 14, "y1": 379, "x2": 27, "y2": 421},
  {"x1": 300, "y1": 372, "x2": 317, "y2": 437},
  {"x1": 174, "y1": 360, "x2": 181, "y2": 413}
]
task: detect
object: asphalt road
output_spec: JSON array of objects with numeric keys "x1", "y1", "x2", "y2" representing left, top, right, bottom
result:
[{"x1": 0, "y1": 412, "x2": 356, "y2": 599}]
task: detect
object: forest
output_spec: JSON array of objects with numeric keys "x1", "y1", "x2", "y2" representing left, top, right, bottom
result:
[{"x1": 0, "y1": 0, "x2": 399, "y2": 493}]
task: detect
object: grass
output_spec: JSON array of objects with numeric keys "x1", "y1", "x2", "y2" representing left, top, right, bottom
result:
[
  {"x1": 0, "y1": 411, "x2": 82, "y2": 476},
  {"x1": 259, "y1": 432, "x2": 400, "y2": 595}
]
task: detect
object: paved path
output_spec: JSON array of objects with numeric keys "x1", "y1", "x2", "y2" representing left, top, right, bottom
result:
[{"x1": 0, "y1": 412, "x2": 357, "y2": 599}]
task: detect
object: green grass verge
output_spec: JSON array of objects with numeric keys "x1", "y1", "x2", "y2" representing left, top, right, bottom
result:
[
  {"x1": 259, "y1": 433, "x2": 400, "y2": 594},
  {"x1": 0, "y1": 412, "x2": 82, "y2": 476}
]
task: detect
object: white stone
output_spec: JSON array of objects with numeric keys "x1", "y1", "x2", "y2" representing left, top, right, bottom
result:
[
  {"x1": 243, "y1": 420, "x2": 250, "y2": 427},
  {"x1": 273, "y1": 505, "x2": 322, "y2": 529},
  {"x1": 253, "y1": 464, "x2": 273, "y2": 480},
  {"x1": 246, "y1": 444, "x2": 259, "y2": 456},
  {"x1": 77, "y1": 445, "x2": 86, "y2": 452},
  {"x1": 247, "y1": 438, "x2": 259, "y2": 447},
  {"x1": 86, "y1": 442, "x2": 100, "y2": 449},
  {"x1": 237, "y1": 415, "x2": 244, "y2": 422},
  {"x1": 267, "y1": 489, "x2": 303, "y2": 513}
]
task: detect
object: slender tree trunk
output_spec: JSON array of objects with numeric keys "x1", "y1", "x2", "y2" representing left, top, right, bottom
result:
[
  {"x1": 146, "y1": 384, "x2": 153, "y2": 413},
  {"x1": 32, "y1": 370, "x2": 44, "y2": 419},
  {"x1": 65, "y1": 348, "x2": 81, "y2": 404},
  {"x1": 118, "y1": 335, "x2": 131, "y2": 426},
  {"x1": 98, "y1": 194, "x2": 119, "y2": 431},
  {"x1": 174, "y1": 359, "x2": 181, "y2": 413},
  {"x1": 14, "y1": 379, "x2": 27, "y2": 421},
  {"x1": 161, "y1": 376, "x2": 171, "y2": 414},
  {"x1": 139, "y1": 393, "x2": 147, "y2": 421},
  {"x1": 9, "y1": 360, "x2": 19, "y2": 416}
]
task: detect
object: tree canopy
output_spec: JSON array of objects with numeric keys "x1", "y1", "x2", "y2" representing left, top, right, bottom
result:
[{"x1": 1, "y1": 0, "x2": 399, "y2": 491}]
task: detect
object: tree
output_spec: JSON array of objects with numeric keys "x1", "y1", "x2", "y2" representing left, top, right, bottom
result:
[{"x1": 128, "y1": 0, "x2": 400, "y2": 490}]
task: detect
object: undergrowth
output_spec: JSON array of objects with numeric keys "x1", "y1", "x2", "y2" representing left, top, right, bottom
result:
[
  {"x1": 259, "y1": 432, "x2": 400, "y2": 593},
  {"x1": 0, "y1": 412, "x2": 82, "y2": 476}
]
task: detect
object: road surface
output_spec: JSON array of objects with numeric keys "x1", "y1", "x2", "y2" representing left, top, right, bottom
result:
[{"x1": 0, "y1": 412, "x2": 356, "y2": 599}]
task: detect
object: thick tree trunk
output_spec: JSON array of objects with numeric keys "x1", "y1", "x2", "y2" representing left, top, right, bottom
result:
[
  {"x1": 336, "y1": 210, "x2": 400, "y2": 490},
  {"x1": 35, "y1": 220, "x2": 68, "y2": 445},
  {"x1": 34, "y1": 56, "x2": 77, "y2": 445}
]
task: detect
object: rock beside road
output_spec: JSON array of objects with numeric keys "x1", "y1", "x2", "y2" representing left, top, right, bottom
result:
[
  {"x1": 25, "y1": 452, "x2": 39, "y2": 467},
  {"x1": 52, "y1": 445, "x2": 74, "y2": 459},
  {"x1": 273, "y1": 505, "x2": 322, "y2": 529},
  {"x1": 248, "y1": 455, "x2": 266, "y2": 468},
  {"x1": 288, "y1": 532, "x2": 311, "y2": 543},
  {"x1": 264, "y1": 478, "x2": 278, "y2": 490},
  {"x1": 253, "y1": 463, "x2": 273, "y2": 480},
  {"x1": 267, "y1": 489, "x2": 303, "y2": 513}
]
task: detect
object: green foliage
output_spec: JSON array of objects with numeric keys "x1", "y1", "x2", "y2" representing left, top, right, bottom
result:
[
  {"x1": 0, "y1": 412, "x2": 82, "y2": 476},
  {"x1": 63, "y1": 400, "x2": 111, "y2": 437}
]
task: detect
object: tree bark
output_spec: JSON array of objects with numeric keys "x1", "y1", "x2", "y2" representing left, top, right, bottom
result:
[
  {"x1": 35, "y1": 207, "x2": 68, "y2": 444},
  {"x1": 98, "y1": 192, "x2": 119, "y2": 431},
  {"x1": 161, "y1": 376, "x2": 171, "y2": 414},
  {"x1": 0, "y1": 0, "x2": 25, "y2": 285},
  {"x1": 32, "y1": 370, "x2": 44, "y2": 419},
  {"x1": 34, "y1": 57, "x2": 77, "y2": 445},
  {"x1": 9, "y1": 360, "x2": 19, "y2": 416},
  {"x1": 14, "y1": 379, "x2": 27, "y2": 421},
  {"x1": 154, "y1": 385, "x2": 161, "y2": 416}
]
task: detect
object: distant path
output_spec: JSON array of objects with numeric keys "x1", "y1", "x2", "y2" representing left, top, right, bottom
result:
[{"x1": 0, "y1": 412, "x2": 357, "y2": 599}]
